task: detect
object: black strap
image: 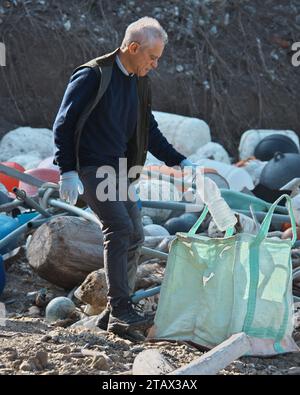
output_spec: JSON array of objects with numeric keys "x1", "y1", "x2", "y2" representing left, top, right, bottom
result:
[{"x1": 75, "y1": 65, "x2": 113, "y2": 172}]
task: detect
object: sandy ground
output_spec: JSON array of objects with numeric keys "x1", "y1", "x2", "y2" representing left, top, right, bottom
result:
[{"x1": 0, "y1": 250, "x2": 299, "y2": 376}]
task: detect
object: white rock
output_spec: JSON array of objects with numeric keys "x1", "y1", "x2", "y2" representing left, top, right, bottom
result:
[
  {"x1": 189, "y1": 142, "x2": 231, "y2": 164},
  {"x1": 0, "y1": 127, "x2": 54, "y2": 162},
  {"x1": 152, "y1": 111, "x2": 211, "y2": 157},
  {"x1": 143, "y1": 224, "x2": 170, "y2": 237},
  {"x1": 8, "y1": 153, "x2": 42, "y2": 170}
]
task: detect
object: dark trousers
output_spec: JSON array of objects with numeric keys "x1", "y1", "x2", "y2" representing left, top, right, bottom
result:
[{"x1": 79, "y1": 166, "x2": 144, "y2": 307}]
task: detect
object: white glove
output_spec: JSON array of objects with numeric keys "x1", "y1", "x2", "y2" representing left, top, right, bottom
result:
[
  {"x1": 180, "y1": 159, "x2": 197, "y2": 169},
  {"x1": 59, "y1": 171, "x2": 84, "y2": 206}
]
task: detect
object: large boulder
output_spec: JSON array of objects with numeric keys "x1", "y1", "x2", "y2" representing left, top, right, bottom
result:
[
  {"x1": 152, "y1": 111, "x2": 211, "y2": 157},
  {"x1": 0, "y1": 127, "x2": 54, "y2": 161}
]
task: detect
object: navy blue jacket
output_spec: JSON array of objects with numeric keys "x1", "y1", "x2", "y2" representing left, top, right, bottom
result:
[{"x1": 53, "y1": 62, "x2": 185, "y2": 174}]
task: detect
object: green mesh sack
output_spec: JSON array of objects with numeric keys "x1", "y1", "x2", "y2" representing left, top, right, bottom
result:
[{"x1": 153, "y1": 195, "x2": 299, "y2": 355}]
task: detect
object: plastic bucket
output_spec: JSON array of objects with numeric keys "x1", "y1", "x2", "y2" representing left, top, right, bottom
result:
[
  {"x1": 0, "y1": 161, "x2": 25, "y2": 192},
  {"x1": 19, "y1": 167, "x2": 60, "y2": 196}
]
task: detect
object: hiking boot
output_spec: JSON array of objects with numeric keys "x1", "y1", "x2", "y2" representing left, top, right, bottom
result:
[
  {"x1": 96, "y1": 306, "x2": 111, "y2": 331},
  {"x1": 108, "y1": 301, "x2": 153, "y2": 335}
]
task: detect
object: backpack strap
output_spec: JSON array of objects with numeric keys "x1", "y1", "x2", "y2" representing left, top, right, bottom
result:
[{"x1": 75, "y1": 64, "x2": 113, "y2": 172}]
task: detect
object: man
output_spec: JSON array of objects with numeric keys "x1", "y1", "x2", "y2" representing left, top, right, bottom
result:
[{"x1": 53, "y1": 17, "x2": 193, "y2": 335}]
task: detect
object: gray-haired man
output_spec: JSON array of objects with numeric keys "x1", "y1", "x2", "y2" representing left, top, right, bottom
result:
[{"x1": 53, "y1": 17, "x2": 192, "y2": 335}]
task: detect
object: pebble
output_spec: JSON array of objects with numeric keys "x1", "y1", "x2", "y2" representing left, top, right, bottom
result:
[
  {"x1": 176, "y1": 65, "x2": 184, "y2": 73},
  {"x1": 90, "y1": 355, "x2": 110, "y2": 370},
  {"x1": 287, "y1": 366, "x2": 300, "y2": 375},
  {"x1": 19, "y1": 360, "x2": 35, "y2": 372},
  {"x1": 35, "y1": 350, "x2": 48, "y2": 369}
]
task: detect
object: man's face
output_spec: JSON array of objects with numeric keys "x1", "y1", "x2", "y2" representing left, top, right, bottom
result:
[{"x1": 129, "y1": 39, "x2": 164, "y2": 77}]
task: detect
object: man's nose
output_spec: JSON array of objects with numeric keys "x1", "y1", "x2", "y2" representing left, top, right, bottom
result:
[{"x1": 151, "y1": 59, "x2": 158, "y2": 69}]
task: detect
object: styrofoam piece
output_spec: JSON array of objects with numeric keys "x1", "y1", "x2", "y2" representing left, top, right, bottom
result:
[
  {"x1": 152, "y1": 111, "x2": 211, "y2": 157},
  {"x1": 239, "y1": 129, "x2": 300, "y2": 160}
]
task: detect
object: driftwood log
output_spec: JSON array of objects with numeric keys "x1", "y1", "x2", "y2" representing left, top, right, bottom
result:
[
  {"x1": 27, "y1": 215, "x2": 168, "y2": 290},
  {"x1": 26, "y1": 216, "x2": 104, "y2": 289},
  {"x1": 133, "y1": 333, "x2": 251, "y2": 375}
]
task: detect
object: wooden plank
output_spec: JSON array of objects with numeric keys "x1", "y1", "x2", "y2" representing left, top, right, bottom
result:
[{"x1": 170, "y1": 332, "x2": 251, "y2": 375}]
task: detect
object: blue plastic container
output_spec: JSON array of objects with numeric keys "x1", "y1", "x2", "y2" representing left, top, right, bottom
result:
[{"x1": 0, "y1": 212, "x2": 39, "y2": 254}]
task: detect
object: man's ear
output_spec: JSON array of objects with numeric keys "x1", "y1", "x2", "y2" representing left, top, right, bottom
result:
[{"x1": 128, "y1": 41, "x2": 140, "y2": 55}]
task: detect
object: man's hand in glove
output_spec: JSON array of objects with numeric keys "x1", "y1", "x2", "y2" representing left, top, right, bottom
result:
[{"x1": 59, "y1": 170, "x2": 84, "y2": 206}]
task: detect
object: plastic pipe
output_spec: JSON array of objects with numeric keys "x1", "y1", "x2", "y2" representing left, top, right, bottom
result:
[
  {"x1": 141, "y1": 247, "x2": 168, "y2": 260},
  {"x1": 141, "y1": 199, "x2": 203, "y2": 212},
  {"x1": 0, "y1": 199, "x2": 22, "y2": 212},
  {"x1": 131, "y1": 286, "x2": 161, "y2": 303},
  {"x1": 27, "y1": 212, "x2": 70, "y2": 228},
  {"x1": 47, "y1": 198, "x2": 102, "y2": 226}
]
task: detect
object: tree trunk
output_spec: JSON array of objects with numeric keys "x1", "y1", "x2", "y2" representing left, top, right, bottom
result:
[{"x1": 26, "y1": 216, "x2": 104, "y2": 289}]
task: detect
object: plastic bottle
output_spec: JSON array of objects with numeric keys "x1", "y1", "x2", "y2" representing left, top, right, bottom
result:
[{"x1": 196, "y1": 174, "x2": 237, "y2": 231}]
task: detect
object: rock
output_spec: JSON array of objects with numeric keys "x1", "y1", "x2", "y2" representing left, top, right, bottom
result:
[
  {"x1": 7, "y1": 153, "x2": 42, "y2": 170},
  {"x1": 287, "y1": 366, "x2": 300, "y2": 375},
  {"x1": 19, "y1": 360, "x2": 36, "y2": 372},
  {"x1": 143, "y1": 224, "x2": 170, "y2": 237},
  {"x1": 152, "y1": 111, "x2": 211, "y2": 158},
  {"x1": 35, "y1": 351, "x2": 48, "y2": 369},
  {"x1": 142, "y1": 215, "x2": 153, "y2": 226},
  {"x1": 56, "y1": 345, "x2": 71, "y2": 354},
  {"x1": 0, "y1": 127, "x2": 54, "y2": 162},
  {"x1": 74, "y1": 269, "x2": 107, "y2": 313},
  {"x1": 190, "y1": 142, "x2": 231, "y2": 164},
  {"x1": 5, "y1": 349, "x2": 18, "y2": 361},
  {"x1": 27, "y1": 306, "x2": 41, "y2": 317},
  {"x1": 90, "y1": 355, "x2": 110, "y2": 370}
]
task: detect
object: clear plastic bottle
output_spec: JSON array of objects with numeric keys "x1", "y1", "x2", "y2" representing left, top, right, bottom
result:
[{"x1": 197, "y1": 175, "x2": 237, "y2": 231}]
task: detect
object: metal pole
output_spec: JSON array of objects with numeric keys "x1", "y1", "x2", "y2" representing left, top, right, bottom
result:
[
  {"x1": 0, "y1": 163, "x2": 44, "y2": 187},
  {"x1": 13, "y1": 188, "x2": 51, "y2": 217}
]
